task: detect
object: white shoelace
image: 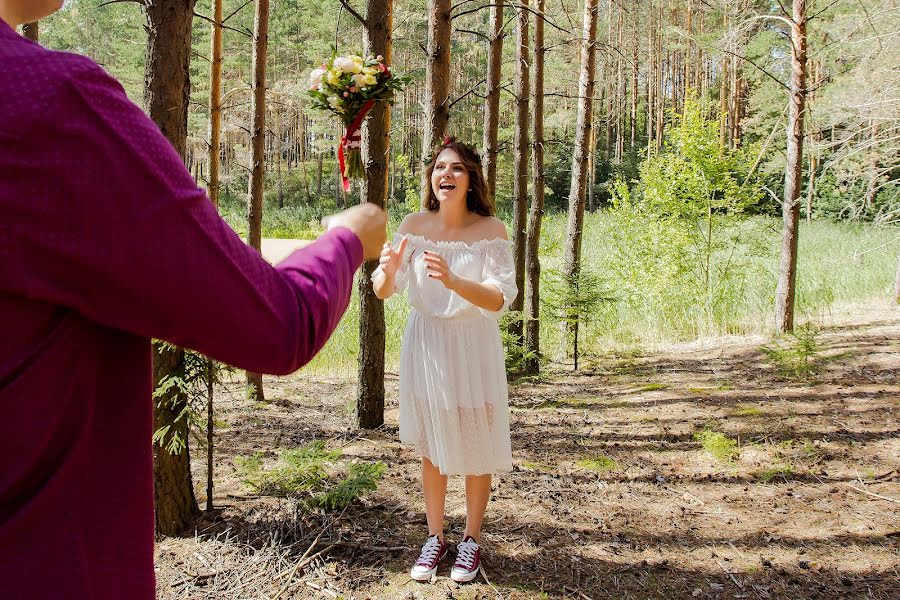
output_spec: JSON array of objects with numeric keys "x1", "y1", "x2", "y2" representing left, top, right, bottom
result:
[
  {"x1": 416, "y1": 536, "x2": 442, "y2": 565},
  {"x1": 455, "y1": 539, "x2": 479, "y2": 570}
]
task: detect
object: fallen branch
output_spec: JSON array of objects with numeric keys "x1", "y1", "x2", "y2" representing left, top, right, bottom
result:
[{"x1": 844, "y1": 483, "x2": 900, "y2": 504}]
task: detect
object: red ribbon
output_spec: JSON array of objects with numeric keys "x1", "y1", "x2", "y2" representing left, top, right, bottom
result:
[{"x1": 338, "y1": 99, "x2": 376, "y2": 192}]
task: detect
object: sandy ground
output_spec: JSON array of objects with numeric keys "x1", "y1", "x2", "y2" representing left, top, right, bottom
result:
[{"x1": 154, "y1": 302, "x2": 900, "y2": 599}]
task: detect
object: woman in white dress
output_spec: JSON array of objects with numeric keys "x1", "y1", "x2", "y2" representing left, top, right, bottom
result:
[{"x1": 372, "y1": 138, "x2": 517, "y2": 583}]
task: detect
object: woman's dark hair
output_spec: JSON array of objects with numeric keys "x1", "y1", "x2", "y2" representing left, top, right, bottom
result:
[{"x1": 423, "y1": 137, "x2": 494, "y2": 216}]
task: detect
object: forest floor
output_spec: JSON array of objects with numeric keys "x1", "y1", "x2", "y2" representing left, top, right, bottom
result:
[{"x1": 155, "y1": 301, "x2": 900, "y2": 600}]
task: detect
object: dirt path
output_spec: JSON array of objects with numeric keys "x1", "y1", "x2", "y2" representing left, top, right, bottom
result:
[{"x1": 155, "y1": 302, "x2": 900, "y2": 599}]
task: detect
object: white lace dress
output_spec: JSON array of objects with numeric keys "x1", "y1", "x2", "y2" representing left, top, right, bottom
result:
[{"x1": 375, "y1": 233, "x2": 518, "y2": 475}]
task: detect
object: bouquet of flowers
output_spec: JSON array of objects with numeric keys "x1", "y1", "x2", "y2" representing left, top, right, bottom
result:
[{"x1": 307, "y1": 54, "x2": 408, "y2": 191}]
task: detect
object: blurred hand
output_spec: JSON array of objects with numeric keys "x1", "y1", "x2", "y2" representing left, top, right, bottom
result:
[
  {"x1": 378, "y1": 236, "x2": 409, "y2": 278},
  {"x1": 322, "y1": 203, "x2": 387, "y2": 260}
]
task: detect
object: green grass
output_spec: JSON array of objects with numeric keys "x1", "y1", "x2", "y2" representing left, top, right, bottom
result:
[
  {"x1": 730, "y1": 404, "x2": 764, "y2": 417},
  {"x1": 577, "y1": 455, "x2": 620, "y2": 472},
  {"x1": 224, "y1": 205, "x2": 896, "y2": 376},
  {"x1": 755, "y1": 463, "x2": 796, "y2": 483},
  {"x1": 694, "y1": 429, "x2": 741, "y2": 463},
  {"x1": 638, "y1": 383, "x2": 669, "y2": 392},
  {"x1": 233, "y1": 442, "x2": 385, "y2": 510}
]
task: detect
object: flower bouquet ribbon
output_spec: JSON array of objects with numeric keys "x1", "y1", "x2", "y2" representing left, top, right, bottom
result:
[
  {"x1": 307, "y1": 54, "x2": 409, "y2": 191},
  {"x1": 338, "y1": 99, "x2": 375, "y2": 192}
]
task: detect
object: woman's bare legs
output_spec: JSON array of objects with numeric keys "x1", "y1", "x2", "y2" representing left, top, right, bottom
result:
[
  {"x1": 463, "y1": 474, "x2": 491, "y2": 542},
  {"x1": 422, "y1": 457, "x2": 448, "y2": 540}
]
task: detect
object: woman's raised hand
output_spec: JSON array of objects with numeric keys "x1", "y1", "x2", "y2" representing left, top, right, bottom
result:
[
  {"x1": 379, "y1": 236, "x2": 408, "y2": 278},
  {"x1": 423, "y1": 250, "x2": 458, "y2": 289}
]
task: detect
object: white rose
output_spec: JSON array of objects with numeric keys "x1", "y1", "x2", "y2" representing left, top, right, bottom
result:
[
  {"x1": 308, "y1": 67, "x2": 325, "y2": 89},
  {"x1": 353, "y1": 73, "x2": 368, "y2": 88},
  {"x1": 333, "y1": 56, "x2": 361, "y2": 74},
  {"x1": 327, "y1": 95, "x2": 341, "y2": 110}
]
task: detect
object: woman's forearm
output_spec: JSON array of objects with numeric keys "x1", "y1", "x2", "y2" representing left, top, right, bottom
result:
[
  {"x1": 448, "y1": 276, "x2": 505, "y2": 312},
  {"x1": 372, "y1": 267, "x2": 396, "y2": 300}
]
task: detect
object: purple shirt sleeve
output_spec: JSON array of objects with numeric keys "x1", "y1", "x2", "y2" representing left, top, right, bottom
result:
[{"x1": 6, "y1": 57, "x2": 363, "y2": 375}]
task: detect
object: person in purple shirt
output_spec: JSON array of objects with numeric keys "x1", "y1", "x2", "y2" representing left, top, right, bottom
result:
[{"x1": 0, "y1": 1, "x2": 388, "y2": 598}]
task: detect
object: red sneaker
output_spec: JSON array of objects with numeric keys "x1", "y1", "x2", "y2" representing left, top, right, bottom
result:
[
  {"x1": 450, "y1": 536, "x2": 481, "y2": 583},
  {"x1": 410, "y1": 535, "x2": 449, "y2": 581}
]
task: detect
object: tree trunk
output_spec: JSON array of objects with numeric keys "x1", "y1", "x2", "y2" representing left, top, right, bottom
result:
[
  {"x1": 275, "y1": 109, "x2": 285, "y2": 208},
  {"x1": 893, "y1": 254, "x2": 900, "y2": 305},
  {"x1": 482, "y1": 0, "x2": 504, "y2": 206},
  {"x1": 208, "y1": 0, "x2": 223, "y2": 209},
  {"x1": 509, "y1": 0, "x2": 530, "y2": 343},
  {"x1": 564, "y1": 0, "x2": 599, "y2": 369},
  {"x1": 317, "y1": 150, "x2": 324, "y2": 196},
  {"x1": 145, "y1": 0, "x2": 199, "y2": 538},
  {"x1": 524, "y1": 0, "x2": 545, "y2": 375},
  {"x1": 421, "y1": 0, "x2": 451, "y2": 185},
  {"x1": 205, "y1": 0, "x2": 223, "y2": 513},
  {"x1": 775, "y1": 0, "x2": 807, "y2": 333},
  {"x1": 630, "y1": 9, "x2": 638, "y2": 149},
  {"x1": 22, "y1": 21, "x2": 38, "y2": 42},
  {"x1": 246, "y1": 0, "x2": 270, "y2": 401},
  {"x1": 356, "y1": 0, "x2": 392, "y2": 430}
]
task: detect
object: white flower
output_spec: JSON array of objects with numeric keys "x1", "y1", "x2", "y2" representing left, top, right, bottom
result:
[
  {"x1": 308, "y1": 67, "x2": 326, "y2": 89},
  {"x1": 333, "y1": 56, "x2": 361, "y2": 74},
  {"x1": 352, "y1": 73, "x2": 368, "y2": 88},
  {"x1": 327, "y1": 95, "x2": 341, "y2": 111}
]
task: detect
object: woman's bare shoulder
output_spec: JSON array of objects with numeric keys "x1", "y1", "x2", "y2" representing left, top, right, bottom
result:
[
  {"x1": 397, "y1": 210, "x2": 433, "y2": 236},
  {"x1": 473, "y1": 216, "x2": 509, "y2": 240}
]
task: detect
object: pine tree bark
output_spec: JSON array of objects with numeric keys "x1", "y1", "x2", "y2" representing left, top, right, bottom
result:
[
  {"x1": 205, "y1": 0, "x2": 223, "y2": 513},
  {"x1": 208, "y1": 0, "x2": 223, "y2": 209},
  {"x1": 275, "y1": 109, "x2": 285, "y2": 208},
  {"x1": 22, "y1": 21, "x2": 38, "y2": 42},
  {"x1": 564, "y1": 0, "x2": 599, "y2": 370},
  {"x1": 775, "y1": 0, "x2": 807, "y2": 333},
  {"x1": 509, "y1": 0, "x2": 530, "y2": 343},
  {"x1": 524, "y1": 0, "x2": 545, "y2": 375},
  {"x1": 145, "y1": 0, "x2": 199, "y2": 536},
  {"x1": 422, "y1": 0, "x2": 451, "y2": 181},
  {"x1": 482, "y1": 0, "x2": 505, "y2": 206},
  {"x1": 356, "y1": 0, "x2": 392, "y2": 430},
  {"x1": 893, "y1": 254, "x2": 900, "y2": 305},
  {"x1": 246, "y1": 0, "x2": 270, "y2": 401}
]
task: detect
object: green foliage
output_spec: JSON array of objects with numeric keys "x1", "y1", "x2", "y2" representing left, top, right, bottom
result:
[
  {"x1": 761, "y1": 324, "x2": 823, "y2": 380},
  {"x1": 152, "y1": 342, "x2": 232, "y2": 455},
  {"x1": 499, "y1": 311, "x2": 539, "y2": 374},
  {"x1": 234, "y1": 442, "x2": 385, "y2": 511},
  {"x1": 755, "y1": 463, "x2": 796, "y2": 483},
  {"x1": 694, "y1": 428, "x2": 740, "y2": 463},
  {"x1": 613, "y1": 97, "x2": 767, "y2": 318},
  {"x1": 577, "y1": 455, "x2": 619, "y2": 472},
  {"x1": 542, "y1": 268, "x2": 614, "y2": 368}
]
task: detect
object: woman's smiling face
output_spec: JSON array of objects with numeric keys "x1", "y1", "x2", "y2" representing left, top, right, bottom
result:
[{"x1": 431, "y1": 148, "x2": 470, "y2": 205}]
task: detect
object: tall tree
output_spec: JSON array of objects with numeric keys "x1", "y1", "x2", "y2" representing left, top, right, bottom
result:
[
  {"x1": 481, "y1": 0, "x2": 505, "y2": 205},
  {"x1": 246, "y1": 0, "x2": 271, "y2": 401},
  {"x1": 563, "y1": 0, "x2": 599, "y2": 367},
  {"x1": 524, "y1": 0, "x2": 546, "y2": 375},
  {"x1": 775, "y1": 0, "x2": 808, "y2": 333},
  {"x1": 894, "y1": 255, "x2": 900, "y2": 305},
  {"x1": 145, "y1": 0, "x2": 199, "y2": 536},
  {"x1": 203, "y1": 0, "x2": 224, "y2": 513},
  {"x1": 509, "y1": 0, "x2": 530, "y2": 342},
  {"x1": 22, "y1": 21, "x2": 38, "y2": 42},
  {"x1": 421, "y1": 0, "x2": 451, "y2": 174},
  {"x1": 356, "y1": 0, "x2": 393, "y2": 429}
]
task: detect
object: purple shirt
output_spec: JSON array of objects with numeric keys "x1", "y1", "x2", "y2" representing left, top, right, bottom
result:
[{"x1": 0, "y1": 20, "x2": 362, "y2": 599}]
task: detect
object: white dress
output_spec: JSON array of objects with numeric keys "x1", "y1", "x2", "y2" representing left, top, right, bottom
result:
[{"x1": 375, "y1": 233, "x2": 518, "y2": 476}]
